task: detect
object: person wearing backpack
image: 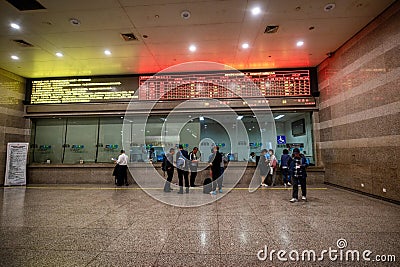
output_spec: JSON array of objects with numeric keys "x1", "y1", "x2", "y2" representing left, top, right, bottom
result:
[
  {"x1": 259, "y1": 149, "x2": 270, "y2": 187},
  {"x1": 163, "y1": 148, "x2": 175, "y2": 192},
  {"x1": 208, "y1": 146, "x2": 222, "y2": 195},
  {"x1": 289, "y1": 148, "x2": 308, "y2": 202},
  {"x1": 267, "y1": 149, "x2": 278, "y2": 186},
  {"x1": 176, "y1": 145, "x2": 190, "y2": 194},
  {"x1": 189, "y1": 147, "x2": 199, "y2": 187},
  {"x1": 280, "y1": 149, "x2": 292, "y2": 187}
]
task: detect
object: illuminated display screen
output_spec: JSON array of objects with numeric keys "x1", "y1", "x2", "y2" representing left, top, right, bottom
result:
[
  {"x1": 139, "y1": 70, "x2": 311, "y2": 100},
  {"x1": 28, "y1": 69, "x2": 313, "y2": 104},
  {"x1": 29, "y1": 76, "x2": 139, "y2": 104}
]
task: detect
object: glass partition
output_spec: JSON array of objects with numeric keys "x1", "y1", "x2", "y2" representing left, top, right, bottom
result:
[
  {"x1": 32, "y1": 118, "x2": 66, "y2": 164},
  {"x1": 29, "y1": 111, "x2": 315, "y2": 164},
  {"x1": 63, "y1": 118, "x2": 98, "y2": 164},
  {"x1": 97, "y1": 117, "x2": 123, "y2": 163}
]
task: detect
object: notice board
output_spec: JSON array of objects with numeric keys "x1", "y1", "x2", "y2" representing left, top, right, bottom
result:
[{"x1": 5, "y1": 143, "x2": 29, "y2": 186}]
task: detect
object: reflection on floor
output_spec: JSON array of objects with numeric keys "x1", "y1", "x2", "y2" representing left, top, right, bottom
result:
[{"x1": 0, "y1": 184, "x2": 399, "y2": 267}]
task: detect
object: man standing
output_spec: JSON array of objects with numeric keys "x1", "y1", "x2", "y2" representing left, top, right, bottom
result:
[
  {"x1": 189, "y1": 147, "x2": 199, "y2": 187},
  {"x1": 163, "y1": 148, "x2": 175, "y2": 192},
  {"x1": 115, "y1": 150, "x2": 129, "y2": 186},
  {"x1": 208, "y1": 146, "x2": 222, "y2": 195},
  {"x1": 176, "y1": 145, "x2": 190, "y2": 194},
  {"x1": 289, "y1": 148, "x2": 308, "y2": 202}
]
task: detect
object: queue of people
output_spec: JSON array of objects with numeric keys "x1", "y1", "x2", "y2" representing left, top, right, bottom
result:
[
  {"x1": 115, "y1": 146, "x2": 308, "y2": 202},
  {"x1": 251, "y1": 148, "x2": 308, "y2": 202}
]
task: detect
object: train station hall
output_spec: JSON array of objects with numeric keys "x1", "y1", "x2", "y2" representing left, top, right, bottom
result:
[{"x1": 0, "y1": 0, "x2": 399, "y2": 266}]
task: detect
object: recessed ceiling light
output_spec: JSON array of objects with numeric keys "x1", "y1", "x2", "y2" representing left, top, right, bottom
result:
[
  {"x1": 296, "y1": 41, "x2": 304, "y2": 47},
  {"x1": 10, "y1": 23, "x2": 20, "y2": 30},
  {"x1": 237, "y1": 115, "x2": 244, "y2": 120},
  {"x1": 242, "y1": 43, "x2": 249, "y2": 49},
  {"x1": 11, "y1": 55, "x2": 19, "y2": 60},
  {"x1": 55, "y1": 52, "x2": 63, "y2": 57},
  {"x1": 69, "y1": 18, "x2": 81, "y2": 26},
  {"x1": 274, "y1": 115, "x2": 285, "y2": 120},
  {"x1": 189, "y1": 44, "x2": 196, "y2": 52},
  {"x1": 104, "y1": 50, "x2": 111, "y2": 55},
  {"x1": 324, "y1": 3, "x2": 336, "y2": 12},
  {"x1": 251, "y1": 7, "x2": 261, "y2": 15}
]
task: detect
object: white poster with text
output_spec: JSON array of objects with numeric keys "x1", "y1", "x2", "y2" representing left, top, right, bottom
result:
[{"x1": 5, "y1": 142, "x2": 29, "y2": 186}]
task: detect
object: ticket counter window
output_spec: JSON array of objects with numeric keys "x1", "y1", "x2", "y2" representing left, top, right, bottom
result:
[
  {"x1": 97, "y1": 117, "x2": 123, "y2": 163},
  {"x1": 63, "y1": 118, "x2": 98, "y2": 164},
  {"x1": 32, "y1": 118, "x2": 66, "y2": 164},
  {"x1": 30, "y1": 111, "x2": 315, "y2": 164}
]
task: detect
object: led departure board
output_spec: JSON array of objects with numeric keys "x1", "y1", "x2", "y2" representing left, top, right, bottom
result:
[
  {"x1": 29, "y1": 76, "x2": 139, "y2": 104},
  {"x1": 28, "y1": 69, "x2": 313, "y2": 104},
  {"x1": 139, "y1": 70, "x2": 311, "y2": 100}
]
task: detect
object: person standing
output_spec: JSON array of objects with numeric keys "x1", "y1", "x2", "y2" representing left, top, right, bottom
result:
[
  {"x1": 208, "y1": 146, "x2": 222, "y2": 195},
  {"x1": 267, "y1": 149, "x2": 278, "y2": 186},
  {"x1": 114, "y1": 150, "x2": 129, "y2": 186},
  {"x1": 280, "y1": 149, "x2": 292, "y2": 187},
  {"x1": 289, "y1": 148, "x2": 308, "y2": 202},
  {"x1": 176, "y1": 145, "x2": 190, "y2": 194},
  {"x1": 248, "y1": 152, "x2": 256, "y2": 163},
  {"x1": 219, "y1": 153, "x2": 228, "y2": 193},
  {"x1": 163, "y1": 148, "x2": 175, "y2": 192},
  {"x1": 259, "y1": 149, "x2": 270, "y2": 187},
  {"x1": 189, "y1": 147, "x2": 199, "y2": 187}
]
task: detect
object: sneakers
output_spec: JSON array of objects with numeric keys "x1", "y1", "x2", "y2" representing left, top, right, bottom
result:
[
  {"x1": 302, "y1": 196, "x2": 307, "y2": 201},
  {"x1": 261, "y1": 183, "x2": 268, "y2": 187},
  {"x1": 287, "y1": 182, "x2": 291, "y2": 186},
  {"x1": 284, "y1": 183, "x2": 287, "y2": 187},
  {"x1": 210, "y1": 191, "x2": 217, "y2": 195},
  {"x1": 219, "y1": 189, "x2": 223, "y2": 193},
  {"x1": 290, "y1": 198, "x2": 298, "y2": 203}
]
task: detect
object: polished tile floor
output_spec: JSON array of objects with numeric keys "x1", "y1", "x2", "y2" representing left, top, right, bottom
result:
[{"x1": 0, "y1": 184, "x2": 399, "y2": 266}]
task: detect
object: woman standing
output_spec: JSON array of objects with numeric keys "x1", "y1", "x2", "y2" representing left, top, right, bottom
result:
[
  {"x1": 259, "y1": 149, "x2": 270, "y2": 187},
  {"x1": 267, "y1": 149, "x2": 278, "y2": 186}
]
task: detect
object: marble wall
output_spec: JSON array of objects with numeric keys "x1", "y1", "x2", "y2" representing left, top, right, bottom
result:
[
  {"x1": 316, "y1": 2, "x2": 400, "y2": 202},
  {"x1": 0, "y1": 68, "x2": 30, "y2": 185}
]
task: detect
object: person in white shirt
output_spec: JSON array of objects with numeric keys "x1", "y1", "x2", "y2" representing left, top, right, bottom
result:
[
  {"x1": 115, "y1": 150, "x2": 129, "y2": 186},
  {"x1": 248, "y1": 152, "x2": 256, "y2": 163}
]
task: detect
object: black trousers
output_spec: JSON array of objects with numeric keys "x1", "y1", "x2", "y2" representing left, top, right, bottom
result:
[
  {"x1": 164, "y1": 168, "x2": 174, "y2": 191},
  {"x1": 211, "y1": 167, "x2": 221, "y2": 191},
  {"x1": 292, "y1": 175, "x2": 307, "y2": 199},
  {"x1": 177, "y1": 169, "x2": 189, "y2": 188},
  {"x1": 190, "y1": 167, "x2": 197, "y2": 187}
]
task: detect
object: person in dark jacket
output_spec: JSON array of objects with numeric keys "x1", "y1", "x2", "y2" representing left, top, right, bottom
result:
[
  {"x1": 289, "y1": 148, "x2": 308, "y2": 202},
  {"x1": 176, "y1": 145, "x2": 190, "y2": 194},
  {"x1": 189, "y1": 147, "x2": 199, "y2": 187},
  {"x1": 208, "y1": 146, "x2": 222, "y2": 195},
  {"x1": 280, "y1": 149, "x2": 292, "y2": 187},
  {"x1": 163, "y1": 148, "x2": 175, "y2": 192}
]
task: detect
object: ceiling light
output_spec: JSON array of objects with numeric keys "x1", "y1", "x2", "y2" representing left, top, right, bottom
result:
[
  {"x1": 69, "y1": 18, "x2": 81, "y2": 26},
  {"x1": 241, "y1": 43, "x2": 249, "y2": 49},
  {"x1": 199, "y1": 116, "x2": 204, "y2": 121},
  {"x1": 274, "y1": 115, "x2": 285, "y2": 120},
  {"x1": 324, "y1": 3, "x2": 336, "y2": 12},
  {"x1": 10, "y1": 23, "x2": 20, "y2": 30},
  {"x1": 296, "y1": 41, "x2": 304, "y2": 47},
  {"x1": 189, "y1": 45, "x2": 196, "y2": 52},
  {"x1": 104, "y1": 50, "x2": 111, "y2": 55},
  {"x1": 181, "y1": 10, "x2": 191, "y2": 19},
  {"x1": 11, "y1": 55, "x2": 19, "y2": 60},
  {"x1": 237, "y1": 115, "x2": 243, "y2": 120},
  {"x1": 251, "y1": 7, "x2": 261, "y2": 15},
  {"x1": 55, "y1": 52, "x2": 63, "y2": 57}
]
